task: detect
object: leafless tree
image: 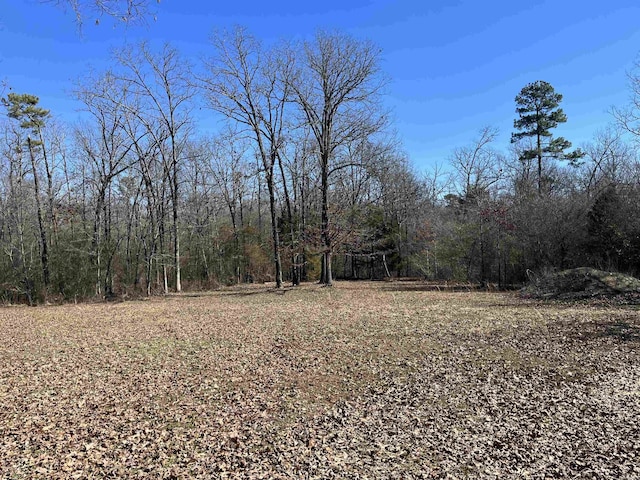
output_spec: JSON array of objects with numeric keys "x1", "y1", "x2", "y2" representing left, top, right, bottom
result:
[
  {"x1": 289, "y1": 30, "x2": 387, "y2": 285},
  {"x1": 202, "y1": 27, "x2": 291, "y2": 288},
  {"x1": 0, "y1": 122, "x2": 36, "y2": 303},
  {"x1": 422, "y1": 162, "x2": 452, "y2": 206},
  {"x1": 42, "y1": 0, "x2": 157, "y2": 29},
  {"x1": 114, "y1": 42, "x2": 195, "y2": 293},
  {"x1": 74, "y1": 72, "x2": 138, "y2": 296},
  {"x1": 613, "y1": 57, "x2": 640, "y2": 141},
  {"x1": 278, "y1": 127, "x2": 318, "y2": 283},
  {"x1": 579, "y1": 126, "x2": 637, "y2": 197},
  {"x1": 206, "y1": 131, "x2": 252, "y2": 283},
  {"x1": 446, "y1": 127, "x2": 507, "y2": 284},
  {"x1": 132, "y1": 125, "x2": 171, "y2": 295},
  {"x1": 451, "y1": 126, "x2": 504, "y2": 203}
]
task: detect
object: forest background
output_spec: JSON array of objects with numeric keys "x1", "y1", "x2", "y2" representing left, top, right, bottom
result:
[{"x1": 2, "y1": 0, "x2": 640, "y2": 303}]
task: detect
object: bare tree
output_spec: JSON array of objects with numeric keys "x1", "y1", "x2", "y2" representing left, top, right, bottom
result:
[
  {"x1": 131, "y1": 124, "x2": 171, "y2": 295},
  {"x1": 206, "y1": 131, "x2": 251, "y2": 283},
  {"x1": 74, "y1": 72, "x2": 137, "y2": 296},
  {"x1": 276, "y1": 141, "x2": 302, "y2": 286},
  {"x1": 422, "y1": 162, "x2": 452, "y2": 206},
  {"x1": 612, "y1": 57, "x2": 640, "y2": 141},
  {"x1": 580, "y1": 126, "x2": 637, "y2": 197},
  {"x1": 289, "y1": 30, "x2": 387, "y2": 285},
  {"x1": 451, "y1": 126, "x2": 504, "y2": 203},
  {"x1": 278, "y1": 127, "x2": 318, "y2": 283},
  {"x1": 180, "y1": 138, "x2": 220, "y2": 285},
  {"x1": 202, "y1": 27, "x2": 291, "y2": 288},
  {"x1": 0, "y1": 122, "x2": 37, "y2": 303},
  {"x1": 114, "y1": 42, "x2": 195, "y2": 293},
  {"x1": 41, "y1": 0, "x2": 157, "y2": 29},
  {"x1": 446, "y1": 127, "x2": 507, "y2": 285}
]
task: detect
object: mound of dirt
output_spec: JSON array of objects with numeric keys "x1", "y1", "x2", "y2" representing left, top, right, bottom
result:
[{"x1": 521, "y1": 267, "x2": 640, "y2": 300}]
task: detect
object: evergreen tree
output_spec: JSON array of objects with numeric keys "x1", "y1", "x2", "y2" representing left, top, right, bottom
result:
[
  {"x1": 511, "y1": 80, "x2": 583, "y2": 195},
  {"x1": 2, "y1": 93, "x2": 52, "y2": 289}
]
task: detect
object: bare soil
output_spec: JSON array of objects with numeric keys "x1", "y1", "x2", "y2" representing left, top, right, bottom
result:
[{"x1": 1, "y1": 282, "x2": 639, "y2": 478}]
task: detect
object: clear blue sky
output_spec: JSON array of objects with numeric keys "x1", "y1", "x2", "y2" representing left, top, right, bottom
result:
[{"x1": 2, "y1": 0, "x2": 640, "y2": 170}]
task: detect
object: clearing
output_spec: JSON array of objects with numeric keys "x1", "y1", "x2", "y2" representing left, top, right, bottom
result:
[{"x1": 0, "y1": 282, "x2": 639, "y2": 478}]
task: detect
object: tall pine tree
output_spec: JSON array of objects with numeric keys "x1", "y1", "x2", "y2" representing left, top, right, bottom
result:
[
  {"x1": 2, "y1": 93, "x2": 52, "y2": 289},
  {"x1": 511, "y1": 80, "x2": 583, "y2": 195}
]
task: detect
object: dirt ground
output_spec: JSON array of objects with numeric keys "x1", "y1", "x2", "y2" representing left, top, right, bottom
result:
[{"x1": 1, "y1": 282, "x2": 639, "y2": 478}]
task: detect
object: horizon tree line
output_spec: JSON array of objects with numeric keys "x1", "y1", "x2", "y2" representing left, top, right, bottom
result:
[{"x1": 1, "y1": 29, "x2": 640, "y2": 303}]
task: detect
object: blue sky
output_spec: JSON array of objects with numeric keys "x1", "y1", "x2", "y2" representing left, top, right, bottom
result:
[{"x1": 2, "y1": 0, "x2": 640, "y2": 170}]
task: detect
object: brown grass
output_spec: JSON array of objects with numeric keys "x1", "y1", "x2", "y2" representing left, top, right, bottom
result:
[{"x1": 1, "y1": 281, "x2": 639, "y2": 478}]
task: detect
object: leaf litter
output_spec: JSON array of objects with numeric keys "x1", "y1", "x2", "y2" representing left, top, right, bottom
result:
[{"x1": 0, "y1": 282, "x2": 638, "y2": 478}]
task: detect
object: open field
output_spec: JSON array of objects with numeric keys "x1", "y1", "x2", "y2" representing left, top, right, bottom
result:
[{"x1": 1, "y1": 282, "x2": 639, "y2": 479}]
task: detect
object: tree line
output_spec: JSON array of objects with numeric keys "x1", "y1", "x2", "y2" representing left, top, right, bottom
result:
[{"x1": 2, "y1": 29, "x2": 640, "y2": 303}]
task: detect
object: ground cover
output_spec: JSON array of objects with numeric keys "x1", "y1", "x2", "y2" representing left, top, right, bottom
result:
[{"x1": 1, "y1": 282, "x2": 638, "y2": 478}]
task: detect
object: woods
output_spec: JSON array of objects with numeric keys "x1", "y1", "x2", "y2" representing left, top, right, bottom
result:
[
  {"x1": 2, "y1": 32, "x2": 640, "y2": 303},
  {"x1": 5, "y1": 4, "x2": 640, "y2": 479}
]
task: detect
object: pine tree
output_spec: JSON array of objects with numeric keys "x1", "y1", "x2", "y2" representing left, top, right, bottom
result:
[
  {"x1": 2, "y1": 93, "x2": 52, "y2": 288},
  {"x1": 511, "y1": 80, "x2": 583, "y2": 195}
]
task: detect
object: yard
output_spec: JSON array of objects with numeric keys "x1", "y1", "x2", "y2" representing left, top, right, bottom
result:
[{"x1": 1, "y1": 282, "x2": 639, "y2": 478}]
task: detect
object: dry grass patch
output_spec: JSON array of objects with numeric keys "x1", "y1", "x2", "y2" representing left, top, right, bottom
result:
[{"x1": 1, "y1": 282, "x2": 639, "y2": 478}]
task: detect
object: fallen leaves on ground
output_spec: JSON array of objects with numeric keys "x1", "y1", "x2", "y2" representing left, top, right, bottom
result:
[{"x1": 1, "y1": 282, "x2": 638, "y2": 478}]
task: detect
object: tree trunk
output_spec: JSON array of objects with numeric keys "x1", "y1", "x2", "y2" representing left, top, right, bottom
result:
[
  {"x1": 382, "y1": 253, "x2": 391, "y2": 278},
  {"x1": 38, "y1": 130, "x2": 57, "y2": 247},
  {"x1": 257, "y1": 158, "x2": 263, "y2": 239},
  {"x1": 92, "y1": 194, "x2": 103, "y2": 296},
  {"x1": 103, "y1": 191, "x2": 114, "y2": 296},
  {"x1": 266, "y1": 170, "x2": 283, "y2": 288},
  {"x1": 172, "y1": 150, "x2": 182, "y2": 293},
  {"x1": 320, "y1": 159, "x2": 332, "y2": 286},
  {"x1": 300, "y1": 170, "x2": 308, "y2": 282},
  {"x1": 27, "y1": 137, "x2": 50, "y2": 289},
  {"x1": 159, "y1": 214, "x2": 169, "y2": 295},
  {"x1": 325, "y1": 251, "x2": 333, "y2": 287},
  {"x1": 537, "y1": 130, "x2": 542, "y2": 196},
  {"x1": 277, "y1": 153, "x2": 299, "y2": 286}
]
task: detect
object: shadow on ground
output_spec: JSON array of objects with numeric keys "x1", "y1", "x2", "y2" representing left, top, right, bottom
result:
[
  {"x1": 586, "y1": 321, "x2": 640, "y2": 342},
  {"x1": 550, "y1": 317, "x2": 640, "y2": 344},
  {"x1": 380, "y1": 283, "x2": 480, "y2": 293}
]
